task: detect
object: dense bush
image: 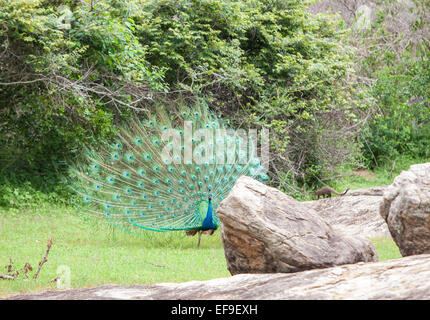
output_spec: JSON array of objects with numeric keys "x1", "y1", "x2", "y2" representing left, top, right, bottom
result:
[
  {"x1": 131, "y1": 0, "x2": 366, "y2": 190},
  {"x1": 337, "y1": 0, "x2": 430, "y2": 167},
  {"x1": 0, "y1": 0, "x2": 365, "y2": 205},
  {"x1": 0, "y1": 0, "x2": 166, "y2": 201},
  {"x1": 362, "y1": 58, "x2": 430, "y2": 167},
  {"x1": 310, "y1": 0, "x2": 430, "y2": 168}
]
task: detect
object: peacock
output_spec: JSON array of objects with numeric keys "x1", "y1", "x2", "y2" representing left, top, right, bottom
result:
[{"x1": 71, "y1": 105, "x2": 268, "y2": 247}]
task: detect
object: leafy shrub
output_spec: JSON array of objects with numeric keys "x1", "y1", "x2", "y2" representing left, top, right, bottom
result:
[{"x1": 0, "y1": 0, "x2": 365, "y2": 204}]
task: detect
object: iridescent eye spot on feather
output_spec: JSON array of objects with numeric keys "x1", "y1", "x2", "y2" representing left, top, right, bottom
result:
[
  {"x1": 125, "y1": 153, "x2": 135, "y2": 162},
  {"x1": 106, "y1": 176, "x2": 115, "y2": 183}
]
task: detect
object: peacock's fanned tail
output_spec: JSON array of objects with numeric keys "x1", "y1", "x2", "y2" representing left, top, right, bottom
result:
[{"x1": 71, "y1": 105, "x2": 268, "y2": 233}]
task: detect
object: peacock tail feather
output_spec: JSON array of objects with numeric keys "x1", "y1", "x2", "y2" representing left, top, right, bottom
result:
[{"x1": 71, "y1": 105, "x2": 268, "y2": 233}]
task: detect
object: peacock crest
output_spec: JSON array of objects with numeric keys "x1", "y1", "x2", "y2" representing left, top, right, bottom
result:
[{"x1": 71, "y1": 105, "x2": 268, "y2": 241}]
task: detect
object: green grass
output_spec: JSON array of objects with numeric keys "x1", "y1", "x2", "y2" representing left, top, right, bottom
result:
[
  {"x1": 330, "y1": 156, "x2": 430, "y2": 194},
  {"x1": 0, "y1": 203, "x2": 403, "y2": 298},
  {"x1": 0, "y1": 205, "x2": 229, "y2": 298},
  {"x1": 3, "y1": 156, "x2": 422, "y2": 298},
  {"x1": 371, "y1": 237, "x2": 402, "y2": 261}
]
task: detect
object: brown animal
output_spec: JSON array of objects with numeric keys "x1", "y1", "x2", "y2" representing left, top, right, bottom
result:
[{"x1": 314, "y1": 186, "x2": 349, "y2": 199}]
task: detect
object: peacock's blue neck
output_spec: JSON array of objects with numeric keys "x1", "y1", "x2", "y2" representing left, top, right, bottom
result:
[{"x1": 201, "y1": 198, "x2": 216, "y2": 230}]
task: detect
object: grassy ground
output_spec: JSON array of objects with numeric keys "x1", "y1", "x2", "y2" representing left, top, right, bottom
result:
[
  {"x1": 331, "y1": 156, "x2": 425, "y2": 193},
  {"x1": 0, "y1": 203, "x2": 401, "y2": 298},
  {"x1": 2, "y1": 156, "x2": 423, "y2": 298},
  {"x1": 0, "y1": 205, "x2": 229, "y2": 298}
]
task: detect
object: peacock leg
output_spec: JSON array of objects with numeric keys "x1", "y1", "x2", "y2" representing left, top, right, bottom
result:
[{"x1": 197, "y1": 231, "x2": 202, "y2": 248}]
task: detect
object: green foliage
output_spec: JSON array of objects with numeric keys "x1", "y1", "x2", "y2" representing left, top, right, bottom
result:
[
  {"x1": 131, "y1": 0, "x2": 366, "y2": 188},
  {"x1": 0, "y1": 0, "x2": 367, "y2": 205},
  {"x1": 0, "y1": 170, "x2": 72, "y2": 208},
  {"x1": 0, "y1": 0, "x2": 166, "y2": 196},
  {"x1": 356, "y1": 3, "x2": 430, "y2": 167}
]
